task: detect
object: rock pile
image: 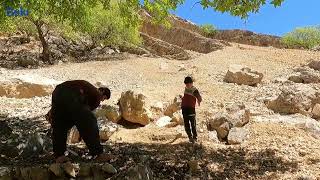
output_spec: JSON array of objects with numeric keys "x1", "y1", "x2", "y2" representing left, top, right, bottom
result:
[{"x1": 206, "y1": 104, "x2": 250, "y2": 144}]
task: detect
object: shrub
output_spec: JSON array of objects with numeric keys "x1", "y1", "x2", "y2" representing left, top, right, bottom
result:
[
  {"x1": 281, "y1": 26, "x2": 320, "y2": 49},
  {"x1": 200, "y1": 24, "x2": 217, "y2": 36}
]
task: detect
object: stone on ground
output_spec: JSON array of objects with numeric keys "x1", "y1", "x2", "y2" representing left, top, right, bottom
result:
[
  {"x1": 224, "y1": 64, "x2": 263, "y2": 86},
  {"x1": 118, "y1": 91, "x2": 152, "y2": 126},
  {"x1": 227, "y1": 127, "x2": 249, "y2": 145},
  {"x1": 164, "y1": 95, "x2": 182, "y2": 117},
  {"x1": 95, "y1": 105, "x2": 121, "y2": 123},
  {"x1": 267, "y1": 84, "x2": 320, "y2": 115},
  {"x1": 156, "y1": 116, "x2": 172, "y2": 127}
]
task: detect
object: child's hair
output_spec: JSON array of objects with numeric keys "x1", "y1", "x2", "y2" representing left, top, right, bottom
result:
[{"x1": 184, "y1": 76, "x2": 193, "y2": 84}]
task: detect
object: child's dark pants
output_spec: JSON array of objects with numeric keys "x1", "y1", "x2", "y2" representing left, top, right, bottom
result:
[
  {"x1": 51, "y1": 84, "x2": 103, "y2": 157},
  {"x1": 182, "y1": 107, "x2": 197, "y2": 140}
]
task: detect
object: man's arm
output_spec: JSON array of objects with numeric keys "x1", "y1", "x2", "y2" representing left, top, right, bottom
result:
[{"x1": 193, "y1": 89, "x2": 202, "y2": 106}]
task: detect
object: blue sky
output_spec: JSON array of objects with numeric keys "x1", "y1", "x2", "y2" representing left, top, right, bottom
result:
[{"x1": 172, "y1": 0, "x2": 320, "y2": 36}]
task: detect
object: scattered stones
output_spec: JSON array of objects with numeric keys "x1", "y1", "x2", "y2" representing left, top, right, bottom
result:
[
  {"x1": 206, "y1": 104, "x2": 250, "y2": 141},
  {"x1": 227, "y1": 127, "x2": 249, "y2": 145},
  {"x1": 0, "y1": 80, "x2": 53, "y2": 98},
  {"x1": 0, "y1": 167, "x2": 11, "y2": 180},
  {"x1": 118, "y1": 91, "x2": 152, "y2": 126},
  {"x1": 120, "y1": 164, "x2": 154, "y2": 180},
  {"x1": 267, "y1": 84, "x2": 320, "y2": 115},
  {"x1": 0, "y1": 143, "x2": 19, "y2": 158},
  {"x1": 99, "y1": 122, "x2": 119, "y2": 141},
  {"x1": 0, "y1": 120, "x2": 12, "y2": 138},
  {"x1": 288, "y1": 67, "x2": 320, "y2": 83},
  {"x1": 224, "y1": 64, "x2": 263, "y2": 86},
  {"x1": 21, "y1": 134, "x2": 45, "y2": 158},
  {"x1": 16, "y1": 55, "x2": 39, "y2": 68}
]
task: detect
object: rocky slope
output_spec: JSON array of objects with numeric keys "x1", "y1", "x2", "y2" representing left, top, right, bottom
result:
[{"x1": 1, "y1": 43, "x2": 320, "y2": 179}]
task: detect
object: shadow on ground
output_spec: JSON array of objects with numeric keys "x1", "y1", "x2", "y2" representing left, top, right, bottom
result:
[
  {"x1": 1, "y1": 116, "x2": 299, "y2": 179},
  {"x1": 106, "y1": 142, "x2": 298, "y2": 179}
]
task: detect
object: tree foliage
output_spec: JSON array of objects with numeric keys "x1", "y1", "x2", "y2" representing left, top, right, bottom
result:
[
  {"x1": 282, "y1": 26, "x2": 320, "y2": 49},
  {"x1": 0, "y1": 0, "x2": 285, "y2": 63}
]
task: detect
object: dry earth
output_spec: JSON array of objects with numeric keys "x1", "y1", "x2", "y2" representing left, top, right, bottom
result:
[{"x1": 1, "y1": 43, "x2": 320, "y2": 179}]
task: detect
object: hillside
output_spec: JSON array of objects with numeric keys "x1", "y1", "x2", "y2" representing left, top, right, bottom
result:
[{"x1": 1, "y1": 42, "x2": 320, "y2": 179}]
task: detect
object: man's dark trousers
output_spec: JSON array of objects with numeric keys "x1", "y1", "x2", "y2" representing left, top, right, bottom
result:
[
  {"x1": 182, "y1": 107, "x2": 197, "y2": 140},
  {"x1": 51, "y1": 84, "x2": 103, "y2": 157}
]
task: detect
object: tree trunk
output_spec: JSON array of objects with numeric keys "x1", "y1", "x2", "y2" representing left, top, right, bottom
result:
[{"x1": 33, "y1": 20, "x2": 52, "y2": 64}]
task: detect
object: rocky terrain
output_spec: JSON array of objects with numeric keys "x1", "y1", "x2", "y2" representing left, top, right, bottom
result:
[{"x1": 1, "y1": 41, "x2": 320, "y2": 179}]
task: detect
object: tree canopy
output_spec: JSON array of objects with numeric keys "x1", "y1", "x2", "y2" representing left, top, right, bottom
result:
[{"x1": 0, "y1": 0, "x2": 285, "y2": 63}]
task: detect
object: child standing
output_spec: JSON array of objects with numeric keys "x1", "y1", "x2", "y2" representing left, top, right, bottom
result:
[{"x1": 181, "y1": 76, "x2": 202, "y2": 143}]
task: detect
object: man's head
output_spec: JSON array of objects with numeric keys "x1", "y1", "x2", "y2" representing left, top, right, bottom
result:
[
  {"x1": 184, "y1": 76, "x2": 193, "y2": 88},
  {"x1": 98, "y1": 87, "x2": 111, "y2": 101}
]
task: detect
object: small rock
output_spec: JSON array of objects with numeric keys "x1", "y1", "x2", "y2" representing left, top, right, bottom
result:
[
  {"x1": 298, "y1": 175, "x2": 316, "y2": 180},
  {"x1": 21, "y1": 134, "x2": 44, "y2": 157},
  {"x1": 312, "y1": 104, "x2": 320, "y2": 119},
  {"x1": 179, "y1": 67, "x2": 186, "y2": 71},
  {"x1": 216, "y1": 122, "x2": 230, "y2": 140},
  {"x1": 102, "y1": 163, "x2": 117, "y2": 174},
  {"x1": 99, "y1": 122, "x2": 119, "y2": 141},
  {"x1": 208, "y1": 131, "x2": 219, "y2": 143},
  {"x1": 227, "y1": 127, "x2": 249, "y2": 145},
  {"x1": 172, "y1": 111, "x2": 184, "y2": 125},
  {"x1": 224, "y1": 64, "x2": 263, "y2": 86},
  {"x1": 95, "y1": 105, "x2": 121, "y2": 123},
  {"x1": 308, "y1": 60, "x2": 320, "y2": 70},
  {"x1": 49, "y1": 163, "x2": 64, "y2": 177},
  {"x1": 164, "y1": 95, "x2": 182, "y2": 117},
  {"x1": 68, "y1": 127, "x2": 81, "y2": 144},
  {"x1": 156, "y1": 116, "x2": 172, "y2": 127},
  {"x1": 62, "y1": 162, "x2": 77, "y2": 178}
]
